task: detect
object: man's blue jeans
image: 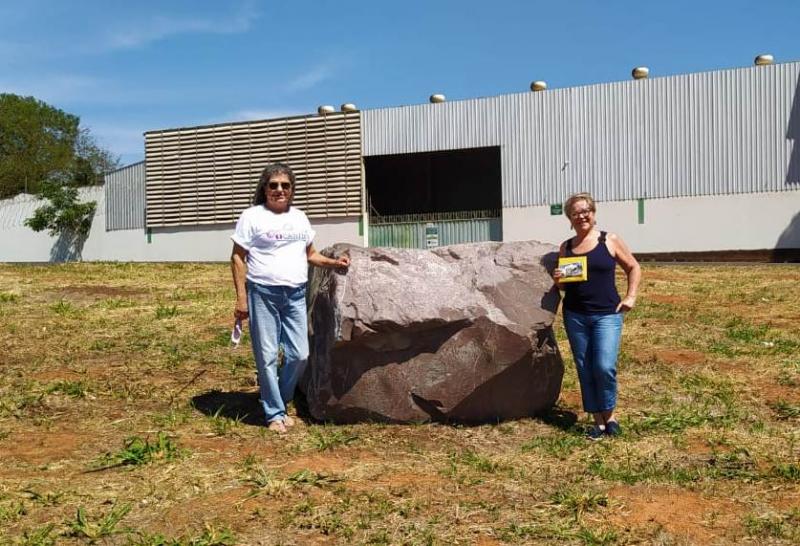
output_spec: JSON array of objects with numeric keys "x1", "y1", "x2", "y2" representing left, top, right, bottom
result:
[
  {"x1": 247, "y1": 281, "x2": 309, "y2": 424},
  {"x1": 563, "y1": 309, "x2": 623, "y2": 414}
]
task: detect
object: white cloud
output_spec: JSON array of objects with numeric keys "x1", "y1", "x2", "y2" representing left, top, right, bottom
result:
[
  {"x1": 104, "y1": 1, "x2": 260, "y2": 50},
  {"x1": 224, "y1": 108, "x2": 303, "y2": 122},
  {"x1": 285, "y1": 63, "x2": 336, "y2": 93},
  {"x1": 0, "y1": 74, "x2": 104, "y2": 105}
]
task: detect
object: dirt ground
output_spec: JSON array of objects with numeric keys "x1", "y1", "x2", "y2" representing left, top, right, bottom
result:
[{"x1": 0, "y1": 263, "x2": 798, "y2": 545}]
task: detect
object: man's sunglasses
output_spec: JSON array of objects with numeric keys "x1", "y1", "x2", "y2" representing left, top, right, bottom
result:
[{"x1": 267, "y1": 182, "x2": 292, "y2": 190}]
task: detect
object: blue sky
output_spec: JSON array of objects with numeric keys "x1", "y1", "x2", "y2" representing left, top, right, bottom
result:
[{"x1": 2, "y1": 0, "x2": 799, "y2": 165}]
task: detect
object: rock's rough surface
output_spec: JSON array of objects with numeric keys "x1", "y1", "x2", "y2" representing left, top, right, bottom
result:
[{"x1": 301, "y1": 241, "x2": 564, "y2": 423}]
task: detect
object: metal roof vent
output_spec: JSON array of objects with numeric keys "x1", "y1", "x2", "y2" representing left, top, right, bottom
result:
[
  {"x1": 530, "y1": 81, "x2": 547, "y2": 92},
  {"x1": 754, "y1": 54, "x2": 774, "y2": 66},
  {"x1": 429, "y1": 93, "x2": 446, "y2": 103},
  {"x1": 340, "y1": 103, "x2": 358, "y2": 112},
  {"x1": 632, "y1": 66, "x2": 649, "y2": 80},
  {"x1": 317, "y1": 105, "x2": 335, "y2": 115}
]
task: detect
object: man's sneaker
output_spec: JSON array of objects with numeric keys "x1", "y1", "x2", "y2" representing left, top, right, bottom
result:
[
  {"x1": 605, "y1": 421, "x2": 622, "y2": 437},
  {"x1": 587, "y1": 425, "x2": 605, "y2": 441}
]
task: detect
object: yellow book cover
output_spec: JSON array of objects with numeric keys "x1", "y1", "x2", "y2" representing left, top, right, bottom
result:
[{"x1": 558, "y1": 256, "x2": 588, "y2": 282}]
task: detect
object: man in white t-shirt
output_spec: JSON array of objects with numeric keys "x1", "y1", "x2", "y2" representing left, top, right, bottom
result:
[{"x1": 231, "y1": 163, "x2": 350, "y2": 434}]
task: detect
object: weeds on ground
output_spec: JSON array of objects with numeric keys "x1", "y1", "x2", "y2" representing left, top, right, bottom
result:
[
  {"x1": 128, "y1": 524, "x2": 235, "y2": 546},
  {"x1": 65, "y1": 503, "x2": 131, "y2": 540},
  {"x1": 155, "y1": 303, "x2": 179, "y2": 319},
  {"x1": 92, "y1": 432, "x2": 184, "y2": 469},
  {"x1": 14, "y1": 523, "x2": 57, "y2": 546},
  {"x1": 46, "y1": 380, "x2": 88, "y2": 398},
  {"x1": 743, "y1": 509, "x2": 800, "y2": 541},
  {"x1": 770, "y1": 400, "x2": 800, "y2": 420},
  {"x1": 207, "y1": 406, "x2": 246, "y2": 436},
  {"x1": 307, "y1": 425, "x2": 359, "y2": 451}
]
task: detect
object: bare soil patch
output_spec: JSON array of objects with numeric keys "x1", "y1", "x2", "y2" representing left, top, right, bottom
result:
[
  {"x1": 646, "y1": 294, "x2": 688, "y2": 305},
  {"x1": 652, "y1": 349, "x2": 707, "y2": 367},
  {"x1": 608, "y1": 485, "x2": 743, "y2": 544},
  {"x1": 1, "y1": 430, "x2": 89, "y2": 464}
]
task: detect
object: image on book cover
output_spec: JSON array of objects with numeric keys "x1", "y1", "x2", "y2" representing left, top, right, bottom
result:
[{"x1": 557, "y1": 256, "x2": 588, "y2": 282}]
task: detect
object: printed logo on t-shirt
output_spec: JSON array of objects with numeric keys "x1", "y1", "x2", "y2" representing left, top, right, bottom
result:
[{"x1": 259, "y1": 223, "x2": 309, "y2": 242}]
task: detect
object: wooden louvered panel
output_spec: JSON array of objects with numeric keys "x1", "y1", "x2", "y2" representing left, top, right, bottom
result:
[{"x1": 145, "y1": 112, "x2": 361, "y2": 226}]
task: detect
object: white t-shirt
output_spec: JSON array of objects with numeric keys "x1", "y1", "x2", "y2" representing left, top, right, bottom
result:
[{"x1": 231, "y1": 205, "x2": 316, "y2": 287}]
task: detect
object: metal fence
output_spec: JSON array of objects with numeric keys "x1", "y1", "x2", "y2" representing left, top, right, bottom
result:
[{"x1": 369, "y1": 210, "x2": 502, "y2": 248}]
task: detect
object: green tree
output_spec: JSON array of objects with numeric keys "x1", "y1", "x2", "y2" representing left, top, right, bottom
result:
[
  {"x1": 73, "y1": 127, "x2": 120, "y2": 187},
  {"x1": 24, "y1": 181, "x2": 97, "y2": 238},
  {"x1": 0, "y1": 93, "x2": 120, "y2": 198},
  {"x1": 0, "y1": 94, "x2": 78, "y2": 197}
]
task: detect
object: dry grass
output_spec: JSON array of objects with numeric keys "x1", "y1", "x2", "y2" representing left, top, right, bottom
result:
[{"x1": 0, "y1": 262, "x2": 798, "y2": 545}]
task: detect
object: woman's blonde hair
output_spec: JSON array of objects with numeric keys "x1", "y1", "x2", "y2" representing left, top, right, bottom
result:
[{"x1": 564, "y1": 192, "x2": 596, "y2": 217}]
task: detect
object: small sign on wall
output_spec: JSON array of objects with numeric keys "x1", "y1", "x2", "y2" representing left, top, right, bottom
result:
[
  {"x1": 425, "y1": 223, "x2": 439, "y2": 248},
  {"x1": 550, "y1": 204, "x2": 563, "y2": 215}
]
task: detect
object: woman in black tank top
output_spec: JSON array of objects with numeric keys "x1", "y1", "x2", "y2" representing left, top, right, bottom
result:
[{"x1": 553, "y1": 193, "x2": 641, "y2": 440}]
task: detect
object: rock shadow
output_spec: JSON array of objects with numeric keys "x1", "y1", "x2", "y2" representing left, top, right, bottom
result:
[{"x1": 191, "y1": 390, "x2": 264, "y2": 427}]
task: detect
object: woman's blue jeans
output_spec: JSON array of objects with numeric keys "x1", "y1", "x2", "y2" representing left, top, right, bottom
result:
[
  {"x1": 247, "y1": 281, "x2": 309, "y2": 424},
  {"x1": 563, "y1": 309, "x2": 623, "y2": 414}
]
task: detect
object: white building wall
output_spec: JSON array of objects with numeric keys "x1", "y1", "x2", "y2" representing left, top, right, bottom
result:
[
  {"x1": 0, "y1": 188, "x2": 363, "y2": 263},
  {"x1": 503, "y1": 190, "x2": 800, "y2": 253}
]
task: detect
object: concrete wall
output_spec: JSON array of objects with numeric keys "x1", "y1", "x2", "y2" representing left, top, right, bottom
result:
[
  {"x1": 0, "y1": 188, "x2": 363, "y2": 262},
  {"x1": 4, "y1": 187, "x2": 798, "y2": 260},
  {"x1": 502, "y1": 190, "x2": 800, "y2": 253}
]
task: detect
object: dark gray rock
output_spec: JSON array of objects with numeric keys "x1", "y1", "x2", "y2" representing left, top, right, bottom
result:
[{"x1": 301, "y1": 241, "x2": 563, "y2": 424}]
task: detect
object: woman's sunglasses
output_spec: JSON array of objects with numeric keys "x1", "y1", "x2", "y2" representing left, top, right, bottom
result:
[{"x1": 267, "y1": 182, "x2": 292, "y2": 190}]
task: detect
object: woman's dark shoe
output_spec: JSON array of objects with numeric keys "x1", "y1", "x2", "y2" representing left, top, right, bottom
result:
[
  {"x1": 605, "y1": 421, "x2": 622, "y2": 437},
  {"x1": 587, "y1": 425, "x2": 605, "y2": 441}
]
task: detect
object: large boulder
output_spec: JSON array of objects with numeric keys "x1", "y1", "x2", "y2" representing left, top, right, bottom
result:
[{"x1": 301, "y1": 240, "x2": 563, "y2": 424}]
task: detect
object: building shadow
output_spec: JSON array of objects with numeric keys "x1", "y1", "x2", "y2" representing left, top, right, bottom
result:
[
  {"x1": 774, "y1": 210, "x2": 800, "y2": 262},
  {"x1": 787, "y1": 73, "x2": 800, "y2": 185},
  {"x1": 191, "y1": 390, "x2": 265, "y2": 427}
]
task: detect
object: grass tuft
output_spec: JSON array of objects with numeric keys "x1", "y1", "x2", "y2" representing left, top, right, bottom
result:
[
  {"x1": 93, "y1": 432, "x2": 184, "y2": 469},
  {"x1": 155, "y1": 303, "x2": 179, "y2": 319},
  {"x1": 46, "y1": 380, "x2": 88, "y2": 398},
  {"x1": 307, "y1": 425, "x2": 359, "y2": 451},
  {"x1": 65, "y1": 503, "x2": 131, "y2": 540}
]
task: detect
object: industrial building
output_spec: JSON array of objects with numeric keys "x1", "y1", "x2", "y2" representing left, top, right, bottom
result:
[{"x1": 2, "y1": 58, "x2": 798, "y2": 262}]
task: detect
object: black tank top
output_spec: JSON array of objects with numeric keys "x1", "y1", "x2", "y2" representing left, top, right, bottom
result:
[{"x1": 563, "y1": 231, "x2": 621, "y2": 315}]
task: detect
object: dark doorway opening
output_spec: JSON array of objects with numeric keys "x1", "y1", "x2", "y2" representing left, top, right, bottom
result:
[{"x1": 364, "y1": 147, "x2": 502, "y2": 217}]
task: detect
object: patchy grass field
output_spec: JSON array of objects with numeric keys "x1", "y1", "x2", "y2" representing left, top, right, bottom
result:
[{"x1": 0, "y1": 262, "x2": 798, "y2": 545}]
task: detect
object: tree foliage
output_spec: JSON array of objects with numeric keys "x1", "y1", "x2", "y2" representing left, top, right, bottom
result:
[
  {"x1": 0, "y1": 93, "x2": 119, "y2": 199},
  {"x1": 24, "y1": 181, "x2": 97, "y2": 238}
]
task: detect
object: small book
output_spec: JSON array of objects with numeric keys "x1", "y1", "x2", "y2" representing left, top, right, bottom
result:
[{"x1": 557, "y1": 256, "x2": 588, "y2": 282}]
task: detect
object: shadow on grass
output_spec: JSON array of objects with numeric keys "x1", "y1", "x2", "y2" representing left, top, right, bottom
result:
[
  {"x1": 192, "y1": 390, "x2": 579, "y2": 431},
  {"x1": 191, "y1": 390, "x2": 264, "y2": 427},
  {"x1": 537, "y1": 405, "x2": 579, "y2": 431}
]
